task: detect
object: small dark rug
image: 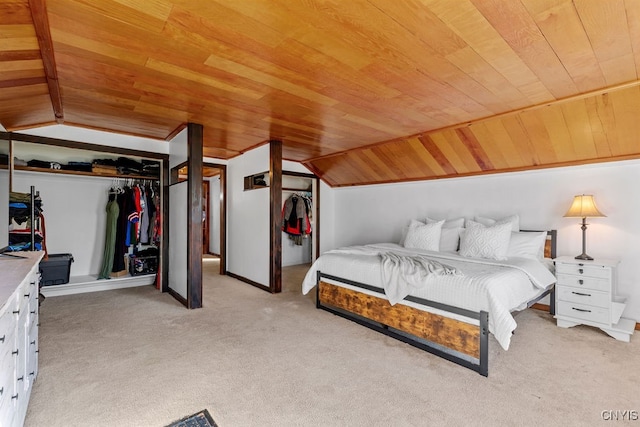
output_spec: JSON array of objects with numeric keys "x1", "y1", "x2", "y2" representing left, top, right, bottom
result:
[{"x1": 165, "y1": 409, "x2": 218, "y2": 427}]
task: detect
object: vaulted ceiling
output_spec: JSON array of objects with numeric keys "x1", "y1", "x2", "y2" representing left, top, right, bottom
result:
[{"x1": 1, "y1": 0, "x2": 639, "y2": 186}]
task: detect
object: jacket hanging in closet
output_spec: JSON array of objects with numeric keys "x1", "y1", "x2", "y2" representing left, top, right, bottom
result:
[{"x1": 282, "y1": 194, "x2": 312, "y2": 244}]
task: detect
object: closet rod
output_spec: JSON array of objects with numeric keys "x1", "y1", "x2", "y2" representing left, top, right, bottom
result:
[{"x1": 282, "y1": 187, "x2": 311, "y2": 192}]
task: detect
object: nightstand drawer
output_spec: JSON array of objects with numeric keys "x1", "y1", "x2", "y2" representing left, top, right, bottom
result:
[
  {"x1": 557, "y1": 286, "x2": 610, "y2": 308},
  {"x1": 557, "y1": 302, "x2": 609, "y2": 324},
  {"x1": 555, "y1": 273, "x2": 610, "y2": 292},
  {"x1": 555, "y1": 263, "x2": 611, "y2": 279}
]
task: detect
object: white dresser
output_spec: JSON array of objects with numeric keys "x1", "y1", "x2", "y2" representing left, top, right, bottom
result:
[
  {"x1": 554, "y1": 256, "x2": 635, "y2": 342},
  {"x1": 0, "y1": 251, "x2": 43, "y2": 427}
]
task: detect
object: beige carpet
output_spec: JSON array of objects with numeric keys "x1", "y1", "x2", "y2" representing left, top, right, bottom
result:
[{"x1": 25, "y1": 259, "x2": 639, "y2": 426}]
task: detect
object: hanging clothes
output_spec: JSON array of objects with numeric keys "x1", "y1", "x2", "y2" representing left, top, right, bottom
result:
[
  {"x1": 282, "y1": 193, "x2": 312, "y2": 245},
  {"x1": 112, "y1": 186, "x2": 129, "y2": 273},
  {"x1": 98, "y1": 189, "x2": 120, "y2": 279},
  {"x1": 139, "y1": 185, "x2": 150, "y2": 244}
]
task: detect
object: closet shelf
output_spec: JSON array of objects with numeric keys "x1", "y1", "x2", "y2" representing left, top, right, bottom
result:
[{"x1": 15, "y1": 165, "x2": 158, "y2": 181}]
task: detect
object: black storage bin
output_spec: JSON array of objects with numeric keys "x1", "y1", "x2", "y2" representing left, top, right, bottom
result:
[
  {"x1": 39, "y1": 253, "x2": 74, "y2": 286},
  {"x1": 128, "y1": 255, "x2": 158, "y2": 276}
]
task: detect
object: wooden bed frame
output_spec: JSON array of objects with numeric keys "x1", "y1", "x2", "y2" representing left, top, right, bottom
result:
[{"x1": 315, "y1": 230, "x2": 557, "y2": 377}]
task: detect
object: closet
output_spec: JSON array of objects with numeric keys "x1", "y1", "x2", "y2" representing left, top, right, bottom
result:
[
  {"x1": 1, "y1": 138, "x2": 9, "y2": 246},
  {"x1": 282, "y1": 173, "x2": 317, "y2": 268},
  {"x1": 3, "y1": 133, "x2": 168, "y2": 297}
]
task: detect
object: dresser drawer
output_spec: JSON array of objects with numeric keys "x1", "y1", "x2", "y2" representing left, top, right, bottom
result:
[
  {"x1": 557, "y1": 286, "x2": 610, "y2": 308},
  {"x1": 557, "y1": 302, "x2": 610, "y2": 324},
  {"x1": 0, "y1": 313, "x2": 13, "y2": 354},
  {"x1": 555, "y1": 262, "x2": 611, "y2": 279},
  {"x1": 0, "y1": 348, "x2": 13, "y2": 409},
  {"x1": 556, "y1": 273, "x2": 610, "y2": 292}
]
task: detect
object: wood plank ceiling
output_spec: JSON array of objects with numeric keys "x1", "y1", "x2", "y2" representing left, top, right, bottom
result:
[{"x1": 0, "y1": 0, "x2": 639, "y2": 186}]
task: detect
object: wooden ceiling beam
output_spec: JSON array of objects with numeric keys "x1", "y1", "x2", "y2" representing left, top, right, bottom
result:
[{"x1": 29, "y1": 0, "x2": 63, "y2": 123}]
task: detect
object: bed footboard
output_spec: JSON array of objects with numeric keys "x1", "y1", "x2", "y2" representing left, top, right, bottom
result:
[{"x1": 316, "y1": 272, "x2": 489, "y2": 376}]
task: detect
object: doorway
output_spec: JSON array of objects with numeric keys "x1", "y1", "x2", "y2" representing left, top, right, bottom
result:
[
  {"x1": 202, "y1": 164, "x2": 226, "y2": 275},
  {"x1": 203, "y1": 180, "x2": 210, "y2": 255}
]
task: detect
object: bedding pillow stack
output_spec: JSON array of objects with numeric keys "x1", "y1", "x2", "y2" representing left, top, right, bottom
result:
[
  {"x1": 460, "y1": 214, "x2": 547, "y2": 260},
  {"x1": 402, "y1": 213, "x2": 548, "y2": 260}
]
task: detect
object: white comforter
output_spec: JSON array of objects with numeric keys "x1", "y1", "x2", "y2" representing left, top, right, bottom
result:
[{"x1": 302, "y1": 243, "x2": 557, "y2": 350}]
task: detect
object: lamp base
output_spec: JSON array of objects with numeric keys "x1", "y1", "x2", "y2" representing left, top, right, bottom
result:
[{"x1": 575, "y1": 253, "x2": 594, "y2": 261}]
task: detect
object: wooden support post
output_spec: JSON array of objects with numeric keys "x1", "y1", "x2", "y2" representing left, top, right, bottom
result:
[
  {"x1": 270, "y1": 140, "x2": 282, "y2": 293},
  {"x1": 187, "y1": 123, "x2": 203, "y2": 308}
]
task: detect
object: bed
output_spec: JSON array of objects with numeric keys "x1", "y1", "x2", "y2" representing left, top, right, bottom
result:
[{"x1": 301, "y1": 222, "x2": 557, "y2": 377}]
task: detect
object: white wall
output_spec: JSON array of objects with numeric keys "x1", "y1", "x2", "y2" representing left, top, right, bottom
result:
[
  {"x1": 168, "y1": 129, "x2": 188, "y2": 297},
  {"x1": 13, "y1": 171, "x2": 110, "y2": 276},
  {"x1": 329, "y1": 160, "x2": 640, "y2": 321},
  {"x1": 16, "y1": 124, "x2": 169, "y2": 154},
  {"x1": 169, "y1": 183, "x2": 188, "y2": 298},
  {"x1": 208, "y1": 176, "x2": 221, "y2": 255},
  {"x1": 227, "y1": 144, "x2": 270, "y2": 285},
  {"x1": 319, "y1": 180, "x2": 335, "y2": 255}
]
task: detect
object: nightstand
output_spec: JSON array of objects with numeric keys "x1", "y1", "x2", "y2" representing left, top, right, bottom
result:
[{"x1": 554, "y1": 256, "x2": 635, "y2": 342}]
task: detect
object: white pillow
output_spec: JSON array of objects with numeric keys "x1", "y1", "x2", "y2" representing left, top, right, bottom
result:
[
  {"x1": 439, "y1": 228, "x2": 463, "y2": 252},
  {"x1": 473, "y1": 214, "x2": 520, "y2": 232},
  {"x1": 403, "y1": 220, "x2": 444, "y2": 251},
  {"x1": 399, "y1": 219, "x2": 425, "y2": 245},
  {"x1": 508, "y1": 231, "x2": 547, "y2": 259},
  {"x1": 426, "y1": 217, "x2": 465, "y2": 229},
  {"x1": 459, "y1": 220, "x2": 512, "y2": 260},
  {"x1": 425, "y1": 217, "x2": 464, "y2": 252}
]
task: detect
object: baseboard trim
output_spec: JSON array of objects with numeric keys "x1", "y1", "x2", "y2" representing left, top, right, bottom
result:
[
  {"x1": 40, "y1": 274, "x2": 156, "y2": 297},
  {"x1": 168, "y1": 287, "x2": 188, "y2": 307},
  {"x1": 226, "y1": 271, "x2": 271, "y2": 293}
]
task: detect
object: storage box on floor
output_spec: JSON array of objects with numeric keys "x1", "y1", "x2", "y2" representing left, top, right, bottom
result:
[
  {"x1": 128, "y1": 254, "x2": 158, "y2": 276},
  {"x1": 39, "y1": 253, "x2": 74, "y2": 286}
]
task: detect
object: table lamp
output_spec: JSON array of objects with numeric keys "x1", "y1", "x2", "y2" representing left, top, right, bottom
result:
[{"x1": 563, "y1": 194, "x2": 606, "y2": 260}]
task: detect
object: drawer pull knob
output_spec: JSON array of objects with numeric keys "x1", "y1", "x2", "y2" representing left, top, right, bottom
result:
[
  {"x1": 578, "y1": 263, "x2": 584, "y2": 266},
  {"x1": 24, "y1": 293, "x2": 30, "y2": 298},
  {"x1": 572, "y1": 291, "x2": 591, "y2": 297},
  {"x1": 13, "y1": 310, "x2": 19, "y2": 315},
  {"x1": 12, "y1": 349, "x2": 18, "y2": 355},
  {"x1": 572, "y1": 307, "x2": 592, "y2": 313},
  {"x1": 12, "y1": 393, "x2": 18, "y2": 400},
  {"x1": 31, "y1": 310, "x2": 36, "y2": 314},
  {"x1": 30, "y1": 340, "x2": 36, "y2": 345},
  {"x1": 578, "y1": 279, "x2": 584, "y2": 285},
  {"x1": 578, "y1": 269, "x2": 584, "y2": 274},
  {"x1": 0, "y1": 335, "x2": 4, "y2": 343},
  {"x1": 30, "y1": 281, "x2": 36, "y2": 285},
  {"x1": 0, "y1": 387, "x2": 3, "y2": 395},
  {"x1": 17, "y1": 376, "x2": 23, "y2": 382}
]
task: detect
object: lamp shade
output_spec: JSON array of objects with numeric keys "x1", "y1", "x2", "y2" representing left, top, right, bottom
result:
[{"x1": 563, "y1": 195, "x2": 606, "y2": 218}]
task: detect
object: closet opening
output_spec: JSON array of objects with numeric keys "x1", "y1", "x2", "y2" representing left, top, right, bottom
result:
[
  {"x1": 2, "y1": 132, "x2": 169, "y2": 298},
  {"x1": 280, "y1": 171, "x2": 319, "y2": 293},
  {"x1": 202, "y1": 164, "x2": 226, "y2": 277}
]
